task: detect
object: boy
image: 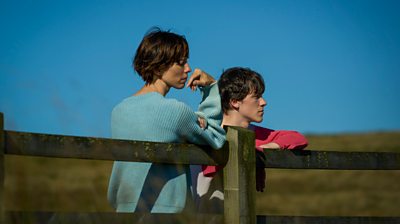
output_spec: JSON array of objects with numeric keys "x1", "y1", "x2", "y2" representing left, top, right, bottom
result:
[{"x1": 193, "y1": 67, "x2": 308, "y2": 213}]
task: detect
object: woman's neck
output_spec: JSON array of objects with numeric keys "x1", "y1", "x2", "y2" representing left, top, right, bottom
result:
[{"x1": 134, "y1": 79, "x2": 170, "y2": 96}]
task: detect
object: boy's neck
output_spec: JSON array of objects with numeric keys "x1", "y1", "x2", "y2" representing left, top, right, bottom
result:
[{"x1": 222, "y1": 111, "x2": 250, "y2": 129}]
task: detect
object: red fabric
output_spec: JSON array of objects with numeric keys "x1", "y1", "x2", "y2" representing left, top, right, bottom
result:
[
  {"x1": 202, "y1": 125, "x2": 308, "y2": 176},
  {"x1": 252, "y1": 125, "x2": 308, "y2": 151}
]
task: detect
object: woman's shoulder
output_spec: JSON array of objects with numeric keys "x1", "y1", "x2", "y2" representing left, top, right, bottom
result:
[
  {"x1": 162, "y1": 97, "x2": 193, "y2": 114},
  {"x1": 112, "y1": 93, "x2": 194, "y2": 119}
]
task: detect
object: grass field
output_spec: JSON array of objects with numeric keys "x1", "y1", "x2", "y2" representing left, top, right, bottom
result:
[{"x1": 4, "y1": 131, "x2": 400, "y2": 216}]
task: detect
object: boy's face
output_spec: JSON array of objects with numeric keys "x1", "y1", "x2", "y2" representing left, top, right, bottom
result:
[{"x1": 236, "y1": 93, "x2": 267, "y2": 123}]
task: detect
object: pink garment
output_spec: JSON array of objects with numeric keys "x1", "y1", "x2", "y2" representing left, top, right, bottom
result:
[{"x1": 202, "y1": 125, "x2": 308, "y2": 176}]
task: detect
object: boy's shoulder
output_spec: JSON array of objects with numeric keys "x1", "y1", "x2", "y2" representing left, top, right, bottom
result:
[{"x1": 249, "y1": 124, "x2": 272, "y2": 132}]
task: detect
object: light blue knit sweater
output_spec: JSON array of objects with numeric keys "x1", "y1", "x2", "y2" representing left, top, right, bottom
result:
[{"x1": 107, "y1": 83, "x2": 226, "y2": 213}]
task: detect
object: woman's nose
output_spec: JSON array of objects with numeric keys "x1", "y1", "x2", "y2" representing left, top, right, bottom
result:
[{"x1": 185, "y1": 63, "x2": 191, "y2": 73}]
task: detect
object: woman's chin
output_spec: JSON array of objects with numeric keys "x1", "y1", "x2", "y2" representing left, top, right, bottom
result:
[{"x1": 172, "y1": 83, "x2": 186, "y2": 89}]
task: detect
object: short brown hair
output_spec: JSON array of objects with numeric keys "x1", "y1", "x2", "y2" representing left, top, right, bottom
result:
[
  {"x1": 218, "y1": 67, "x2": 265, "y2": 113},
  {"x1": 133, "y1": 27, "x2": 189, "y2": 84}
]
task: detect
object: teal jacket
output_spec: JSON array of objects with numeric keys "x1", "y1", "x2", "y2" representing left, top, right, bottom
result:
[{"x1": 107, "y1": 83, "x2": 226, "y2": 213}]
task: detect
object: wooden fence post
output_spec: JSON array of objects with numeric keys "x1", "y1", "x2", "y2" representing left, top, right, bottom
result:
[
  {"x1": 223, "y1": 126, "x2": 256, "y2": 224},
  {"x1": 0, "y1": 113, "x2": 4, "y2": 224}
]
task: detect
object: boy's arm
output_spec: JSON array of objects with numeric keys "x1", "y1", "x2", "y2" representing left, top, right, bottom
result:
[{"x1": 251, "y1": 125, "x2": 308, "y2": 150}]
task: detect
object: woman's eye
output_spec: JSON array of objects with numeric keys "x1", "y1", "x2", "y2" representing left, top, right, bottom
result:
[{"x1": 178, "y1": 59, "x2": 187, "y2": 66}]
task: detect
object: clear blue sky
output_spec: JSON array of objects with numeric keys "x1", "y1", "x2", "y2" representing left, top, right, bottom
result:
[{"x1": 1, "y1": 0, "x2": 399, "y2": 137}]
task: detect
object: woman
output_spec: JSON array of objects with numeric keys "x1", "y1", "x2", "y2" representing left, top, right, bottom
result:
[{"x1": 107, "y1": 28, "x2": 226, "y2": 213}]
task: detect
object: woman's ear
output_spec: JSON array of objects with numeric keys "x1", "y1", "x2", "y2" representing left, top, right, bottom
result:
[
  {"x1": 230, "y1": 99, "x2": 241, "y2": 111},
  {"x1": 150, "y1": 71, "x2": 163, "y2": 83}
]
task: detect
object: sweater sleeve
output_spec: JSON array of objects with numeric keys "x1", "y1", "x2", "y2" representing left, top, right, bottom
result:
[
  {"x1": 252, "y1": 125, "x2": 308, "y2": 151},
  {"x1": 175, "y1": 105, "x2": 226, "y2": 149},
  {"x1": 195, "y1": 82, "x2": 223, "y2": 128},
  {"x1": 176, "y1": 83, "x2": 226, "y2": 149}
]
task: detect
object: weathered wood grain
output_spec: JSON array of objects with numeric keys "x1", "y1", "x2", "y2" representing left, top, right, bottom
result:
[
  {"x1": 4, "y1": 130, "x2": 228, "y2": 166},
  {"x1": 263, "y1": 149, "x2": 400, "y2": 170},
  {"x1": 223, "y1": 126, "x2": 256, "y2": 224}
]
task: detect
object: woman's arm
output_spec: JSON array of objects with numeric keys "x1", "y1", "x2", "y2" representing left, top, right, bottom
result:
[{"x1": 176, "y1": 82, "x2": 226, "y2": 149}]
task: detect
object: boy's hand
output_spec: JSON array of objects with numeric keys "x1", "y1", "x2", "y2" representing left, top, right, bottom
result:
[{"x1": 259, "y1": 142, "x2": 281, "y2": 149}]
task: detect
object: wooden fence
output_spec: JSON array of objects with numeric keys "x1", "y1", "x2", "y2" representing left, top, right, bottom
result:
[{"x1": 1, "y1": 112, "x2": 400, "y2": 224}]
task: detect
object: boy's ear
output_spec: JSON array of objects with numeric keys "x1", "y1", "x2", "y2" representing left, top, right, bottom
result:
[{"x1": 230, "y1": 99, "x2": 241, "y2": 110}]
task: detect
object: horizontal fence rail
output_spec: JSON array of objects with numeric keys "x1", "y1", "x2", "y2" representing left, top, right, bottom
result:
[
  {"x1": 262, "y1": 149, "x2": 400, "y2": 170},
  {"x1": 4, "y1": 130, "x2": 228, "y2": 166},
  {"x1": 5, "y1": 130, "x2": 400, "y2": 170}
]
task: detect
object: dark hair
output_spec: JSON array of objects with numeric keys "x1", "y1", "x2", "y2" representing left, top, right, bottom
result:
[
  {"x1": 133, "y1": 27, "x2": 189, "y2": 84},
  {"x1": 218, "y1": 67, "x2": 265, "y2": 113}
]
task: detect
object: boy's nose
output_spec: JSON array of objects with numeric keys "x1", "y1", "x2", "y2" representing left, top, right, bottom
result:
[{"x1": 260, "y1": 97, "x2": 267, "y2": 107}]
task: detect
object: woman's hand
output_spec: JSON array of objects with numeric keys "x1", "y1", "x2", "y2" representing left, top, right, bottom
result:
[
  {"x1": 186, "y1": 68, "x2": 216, "y2": 91},
  {"x1": 197, "y1": 116, "x2": 206, "y2": 129}
]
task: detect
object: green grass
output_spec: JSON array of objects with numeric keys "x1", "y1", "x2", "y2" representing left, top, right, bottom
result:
[
  {"x1": 4, "y1": 156, "x2": 114, "y2": 212},
  {"x1": 4, "y1": 131, "x2": 400, "y2": 216}
]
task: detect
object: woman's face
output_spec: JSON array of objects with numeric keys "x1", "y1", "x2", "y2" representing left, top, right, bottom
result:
[{"x1": 161, "y1": 59, "x2": 191, "y2": 89}]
